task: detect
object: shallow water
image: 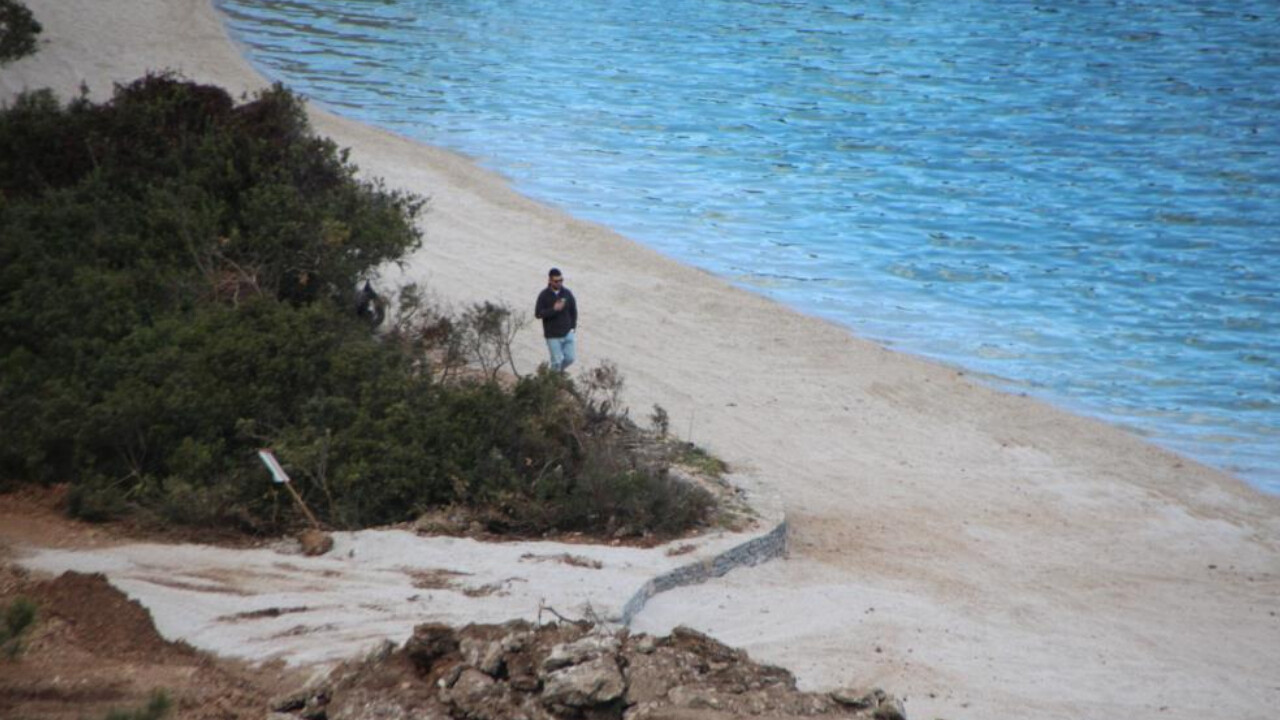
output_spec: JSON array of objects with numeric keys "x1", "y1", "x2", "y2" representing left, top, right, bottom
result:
[{"x1": 216, "y1": 0, "x2": 1280, "y2": 492}]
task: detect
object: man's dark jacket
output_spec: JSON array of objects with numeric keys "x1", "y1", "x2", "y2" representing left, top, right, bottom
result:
[{"x1": 535, "y1": 287, "x2": 577, "y2": 338}]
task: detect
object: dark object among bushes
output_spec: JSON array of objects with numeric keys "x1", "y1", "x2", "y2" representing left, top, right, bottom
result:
[{"x1": 0, "y1": 75, "x2": 712, "y2": 538}]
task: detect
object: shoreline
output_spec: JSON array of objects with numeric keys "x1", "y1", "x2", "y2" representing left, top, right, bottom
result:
[{"x1": 5, "y1": 2, "x2": 1280, "y2": 719}]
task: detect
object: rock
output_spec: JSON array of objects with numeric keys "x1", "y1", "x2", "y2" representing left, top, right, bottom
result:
[
  {"x1": 442, "y1": 668, "x2": 496, "y2": 706},
  {"x1": 670, "y1": 625, "x2": 713, "y2": 644},
  {"x1": 269, "y1": 682, "x2": 334, "y2": 717},
  {"x1": 831, "y1": 686, "x2": 883, "y2": 709},
  {"x1": 623, "y1": 701, "x2": 662, "y2": 720},
  {"x1": 326, "y1": 693, "x2": 413, "y2": 720},
  {"x1": 440, "y1": 668, "x2": 519, "y2": 720},
  {"x1": 633, "y1": 634, "x2": 657, "y2": 654},
  {"x1": 460, "y1": 637, "x2": 505, "y2": 677},
  {"x1": 479, "y1": 642, "x2": 505, "y2": 676},
  {"x1": 738, "y1": 690, "x2": 772, "y2": 715},
  {"x1": 406, "y1": 623, "x2": 458, "y2": 671},
  {"x1": 873, "y1": 694, "x2": 907, "y2": 720},
  {"x1": 623, "y1": 651, "x2": 683, "y2": 706},
  {"x1": 832, "y1": 687, "x2": 905, "y2": 719},
  {"x1": 300, "y1": 691, "x2": 330, "y2": 720},
  {"x1": 360, "y1": 639, "x2": 397, "y2": 666},
  {"x1": 510, "y1": 674, "x2": 541, "y2": 692},
  {"x1": 270, "y1": 691, "x2": 308, "y2": 712},
  {"x1": 667, "y1": 684, "x2": 722, "y2": 710},
  {"x1": 298, "y1": 529, "x2": 334, "y2": 556},
  {"x1": 435, "y1": 663, "x2": 465, "y2": 689},
  {"x1": 501, "y1": 630, "x2": 532, "y2": 653},
  {"x1": 540, "y1": 634, "x2": 620, "y2": 674},
  {"x1": 506, "y1": 649, "x2": 539, "y2": 692},
  {"x1": 541, "y1": 656, "x2": 625, "y2": 708}
]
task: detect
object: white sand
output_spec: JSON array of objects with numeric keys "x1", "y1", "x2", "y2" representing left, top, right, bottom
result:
[
  {"x1": 11, "y1": 524, "x2": 779, "y2": 671},
  {"x1": 4, "y1": 2, "x2": 1279, "y2": 718}
]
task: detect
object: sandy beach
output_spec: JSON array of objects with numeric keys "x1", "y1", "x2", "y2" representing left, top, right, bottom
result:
[{"x1": 4, "y1": 1, "x2": 1279, "y2": 718}]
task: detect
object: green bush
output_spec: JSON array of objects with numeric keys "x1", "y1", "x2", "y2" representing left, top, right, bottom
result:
[
  {"x1": 0, "y1": 75, "x2": 714, "y2": 538},
  {"x1": 1, "y1": 597, "x2": 37, "y2": 659},
  {"x1": 0, "y1": 0, "x2": 40, "y2": 65},
  {"x1": 104, "y1": 691, "x2": 172, "y2": 720}
]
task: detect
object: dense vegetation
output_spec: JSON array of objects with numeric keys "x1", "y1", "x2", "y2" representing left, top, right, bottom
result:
[
  {"x1": 0, "y1": 75, "x2": 712, "y2": 537},
  {"x1": 0, "y1": 0, "x2": 41, "y2": 66}
]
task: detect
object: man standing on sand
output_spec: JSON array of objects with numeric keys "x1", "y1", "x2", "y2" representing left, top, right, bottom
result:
[{"x1": 534, "y1": 267, "x2": 578, "y2": 372}]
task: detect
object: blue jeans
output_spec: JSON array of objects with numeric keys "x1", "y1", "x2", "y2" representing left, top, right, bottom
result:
[{"x1": 546, "y1": 331, "x2": 576, "y2": 372}]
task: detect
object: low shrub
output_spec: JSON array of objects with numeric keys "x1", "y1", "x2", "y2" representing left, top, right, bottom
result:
[{"x1": 1, "y1": 597, "x2": 36, "y2": 659}]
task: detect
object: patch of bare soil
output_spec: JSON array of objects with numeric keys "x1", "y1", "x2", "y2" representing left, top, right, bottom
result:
[
  {"x1": 0, "y1": 565, "x2": 285, "y2": 720},
  {"x1": 0, "y1": 488, "x2": 285, "y2": 719}
]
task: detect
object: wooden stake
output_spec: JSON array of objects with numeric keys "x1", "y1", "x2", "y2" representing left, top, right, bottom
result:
[
  {"x1": 258, "y1": 449, "x2": 322, "y2": 530},
  {"x1": 282, "y1": 479, "x2": 322, "y2": 530}
]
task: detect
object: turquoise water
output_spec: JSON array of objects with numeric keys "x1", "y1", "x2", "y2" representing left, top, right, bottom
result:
[{"x1": 216, "y1": 0, "x2": 1280, "y2": 492}]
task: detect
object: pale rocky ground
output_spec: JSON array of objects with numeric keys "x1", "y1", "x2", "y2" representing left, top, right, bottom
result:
[{"x1": 3, "y1": 2, "x2": 1279, "y2": 719}]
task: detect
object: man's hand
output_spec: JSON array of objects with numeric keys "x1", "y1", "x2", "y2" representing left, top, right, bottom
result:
[{"x1": 554, "y1": 298, "x2": 566, "y2": 311}]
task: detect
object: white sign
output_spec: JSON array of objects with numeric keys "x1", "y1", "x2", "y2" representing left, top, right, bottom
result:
[{"x1": 257, "y1": 449, "x2": 291, "y2": 484}]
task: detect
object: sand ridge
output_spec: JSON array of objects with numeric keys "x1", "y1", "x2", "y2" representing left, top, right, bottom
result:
[{"x1": 3, "y1": 2, "x2": 1279, "y2": 719}]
